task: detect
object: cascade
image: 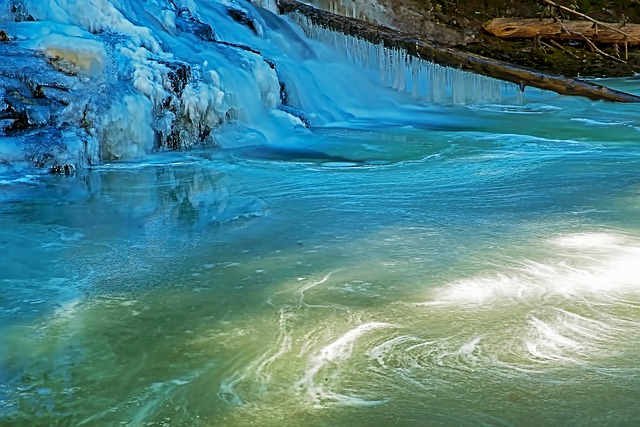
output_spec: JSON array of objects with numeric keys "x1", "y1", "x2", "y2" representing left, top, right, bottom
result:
[
  {"x1": 0, "y1": 0, "x2": 547, "y2": 179},
  {"x1": 0, "y1": 0, "x2": 298, "y2": 174}
]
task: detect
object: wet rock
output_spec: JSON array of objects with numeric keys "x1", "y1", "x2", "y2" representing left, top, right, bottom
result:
[
  {"x1": 159, "y1": 59, "x2": 191, "y2": 96},
  {"x1": 0, "y1": 119, "x2": 14, "y2": 133},
  {"x1": 18, "y1": 129, "x2": 67, "y2": 169},
  {"x1": 50, "y1": 164, "x2": 75, "y2": 176},
  {"x1": 0, "y1": 41, "x2": 101, "y2": 172},
  {"x1": 47, "y1": 57, "x2": 80, "y2": 76},
  {"x1": 1, "y1": 78, "x2": 66, "y2": 132},
  {"x1": 9, "y1": 0, "x2": 34, "y2": 22},
  {"x1": 175, "y1": 8, "x2": 217, "y2": 42},
  {"x1": 0, "y1": 97, "x2": 29, "y2": 132},
  {"x1": 264, "y1": 57, "x2": 276, "y2": 70},
  {"x1": 38, "y1": 87, "x2": 71, "y2": 105},
  {"x1": 227, "y1": 7, "x2": 261, "y2": 35}
]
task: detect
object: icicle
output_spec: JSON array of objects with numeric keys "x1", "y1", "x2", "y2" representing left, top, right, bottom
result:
[
  {"x1": 305, "y1": 0, "x2": 390, "y2": 25},
  {"x1": 290, "y1": 13, "x2": 521, "y2": 105}
]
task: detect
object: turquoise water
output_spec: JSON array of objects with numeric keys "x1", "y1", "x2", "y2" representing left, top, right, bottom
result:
[
  {"x1": 2, "y1": 0, "x2": 640, "y2": 424},
  {"x1": 3, "y1": 90, "x2": 640, "y2": 425}
]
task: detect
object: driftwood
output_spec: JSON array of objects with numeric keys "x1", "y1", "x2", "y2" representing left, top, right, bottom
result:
[
  {"x1": 540, "y1": 0, "x2": 640, "y2": 45},
  {"x1": 485, "y1": 18, "x2": 640, "y2": 45},
  {"x1": 276, "y1": 0, "x2": 640, "y2": 102}
]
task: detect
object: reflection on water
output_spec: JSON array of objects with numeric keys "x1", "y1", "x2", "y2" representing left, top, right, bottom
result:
[
  {"x1": 3, "y1": 0, "x2": 640, "y2": 423},
  {"x1": 3, "y1": 103, "x2": 640, "y2": 425},
  {"x1": 2, "y1": 230, "x2": 640, "y2": 426}
]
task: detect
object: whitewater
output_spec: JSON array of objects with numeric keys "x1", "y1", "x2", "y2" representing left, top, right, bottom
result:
[{"x1": 2, "y1": 0, "x2": 640, "y2": 426}]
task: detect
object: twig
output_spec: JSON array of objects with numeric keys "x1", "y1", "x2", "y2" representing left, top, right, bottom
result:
[
  {"x1": 541, "y1": 0, "x2": 640, "y2": 44},
  {"x1": 540, "y1": 40, "x2": 554, "y2": 50},
  {"x1": 625, "y1": 38, "x2": 629, "y2": 60},
  {"x1": 558, "y1": 20, "x2": 575, "y2": 38},
  {"x1": 580, "y1": 33, "x2": 628, "y2": 64},
  {"x1": 534, "y1": 34, "x2": 546, "y2": 52},
  {"x1": 548, "y1": 38, "x2": 579, "y2": 58},
  {"x1": 551, "y1": 5, "x2": 632, "y2": 65}
]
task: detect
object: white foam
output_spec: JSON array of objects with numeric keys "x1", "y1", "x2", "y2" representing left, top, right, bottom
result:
[
  {"x1": 296, "y1": 322, "x2": 393, "y2": 405},
  {"x1": 217, "y1": 308, "x2": 294, "y2": 404},
  {"x1": 411, "y1": 232, "x2": 640, "y2": 368},
  {"x1": 454, "y1": 335, "x2": 482, "y2": 362},
  {"x1": 523, "y1": 308, "x2": 621, "y2": 364},
  {"x1": 367, "y1": 335, "x2": 421, "y2": 367},
  {"x1": 421, "y1": 232, "x2": 640, "y2": 307},
  {"x1": 570, "y1": 117, "x2": 633, "y2": 127},
  {"x1": 297, "y1": 270, "x2": 342, "y2": 306}
]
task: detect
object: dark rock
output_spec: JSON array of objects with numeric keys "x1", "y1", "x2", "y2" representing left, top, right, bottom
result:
[
  {"x1": 1, "y1": 103, "x2": 29, "y2": 132},
  {"x1": 50, "y1": 164, "x2": 75, "y2": 176},
  {"x1": 175, "y1": 8, "x2": 217, "y2": 42},
  {"x1": 264, "y1": 57, "x2": 276, "y2": 69},
  {"x1": 159, "y1": 59, "x2": 191, "y2": 95},
  {"x1": 227, "y1": 7, "x2": 260, "y2": 35},
  {"x1": 10, "y1": 0, "x2": 34, "y2": 22}
]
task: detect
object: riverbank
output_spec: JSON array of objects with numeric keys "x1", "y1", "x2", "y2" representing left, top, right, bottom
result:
[{"x1": 386, "y1": 0, "x2": 640, "y2": 78}]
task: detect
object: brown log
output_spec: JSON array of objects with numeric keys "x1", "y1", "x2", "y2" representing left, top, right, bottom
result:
[
  {"x1": 277, "y1": 0, "x2": 640, "y2": 102},
  {"x1": 485, "y1": 18, "x2": 640, "y2": 45},
  {"x1": 541, "y1": 0, "x2": 640, "y2": 45}
]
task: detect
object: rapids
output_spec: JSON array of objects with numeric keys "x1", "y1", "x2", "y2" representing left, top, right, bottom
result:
[{"x1": 2, "y1": 0, "x2": 640, "y2": 426}]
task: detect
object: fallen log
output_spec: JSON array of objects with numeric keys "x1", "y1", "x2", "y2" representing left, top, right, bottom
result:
[
  {"x1": 541, "y1": 0, "x2": 640, "y2": 45},
  {"x1": 485, "y1": 18, "x2": 640, "y2": 45},
  {"x1": 277, "y1": 0, "x2": 640, "y2": 102}
]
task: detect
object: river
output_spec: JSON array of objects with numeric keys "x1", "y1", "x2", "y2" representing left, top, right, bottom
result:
[{"x1": 1, "y1": 0, "x2": 640, "y2": 426}]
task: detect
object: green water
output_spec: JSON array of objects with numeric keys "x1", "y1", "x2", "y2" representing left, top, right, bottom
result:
[{"x1": 3, "y1": 96, "x2": 640, "y2": 426}]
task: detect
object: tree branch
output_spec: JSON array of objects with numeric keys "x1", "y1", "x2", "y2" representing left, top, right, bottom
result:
[{"x1": 541, "y1": 0, "x2": 640, "y2": 44}]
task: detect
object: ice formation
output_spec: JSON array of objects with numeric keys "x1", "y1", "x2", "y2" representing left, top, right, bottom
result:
[
  {"x1": 290, "y1": 13, "x2": 520, "y2": 104},
  {"x1": 0, "y1": 0, "x2": 522, "y2": 176},
  {"x1": 0, "y1": 0, "x2": 288, "y2": 175}
]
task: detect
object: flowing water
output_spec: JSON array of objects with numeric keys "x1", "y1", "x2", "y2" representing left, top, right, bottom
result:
[{"x1": 2, "y1": 1, "x2": 640, "y2": 426}]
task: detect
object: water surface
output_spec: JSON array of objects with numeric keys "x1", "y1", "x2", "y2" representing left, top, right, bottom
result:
[{"x1": 2, "y1": 1, "x2": 640, "y2": 425}]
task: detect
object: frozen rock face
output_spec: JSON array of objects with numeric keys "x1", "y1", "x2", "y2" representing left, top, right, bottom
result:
[
  {"x1": 0, "y1": 39, "x2": 99, "y2": 176},
  {"x1": 0, "y1": 0, "x2": 292, "y2": 175}
]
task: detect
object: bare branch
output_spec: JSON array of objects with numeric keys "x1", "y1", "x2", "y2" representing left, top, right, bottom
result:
[
  {"x1": 580, "y1": 34, "x2": 627, "y2": 64},
  {"x1": 541, "y1": 0, "x2": 640, "y2": 44}
]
